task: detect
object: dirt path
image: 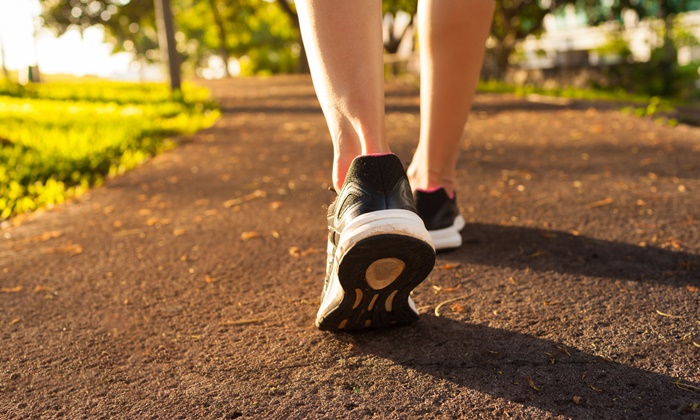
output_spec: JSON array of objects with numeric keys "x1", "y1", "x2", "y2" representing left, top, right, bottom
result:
[{"x1": 1, "y1": 76, "x2": 699, "y2": 419}]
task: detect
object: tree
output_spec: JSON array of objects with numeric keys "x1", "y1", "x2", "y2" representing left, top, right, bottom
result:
[
  {"x1": 580, "y1": 0, "x2": 698, "y2": 95},
  {"x1": 209, "y1": 0, "x2": 231, "y2": 77},
  {"x1": 0, "y1": 33, "x2": 9, "y2": 81},
  {"x1": 490, "y1": 0, "x2": 584, "y2": 79},
  {"x1": 40, "y1": 0, "x2": 302, "y2": 77},
  {"x1": 154, "y1": 0, "x2": 181, "y2": 92},
  {"x1": 273, "y1": 0, "x2": 308, "y2": 73},
  {"x1": 41, "y1": 0, "x2": 160, "y2": 67}
]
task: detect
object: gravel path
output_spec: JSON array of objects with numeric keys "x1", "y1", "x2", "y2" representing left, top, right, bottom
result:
[{"x1": 1, "y1": 76, "x2": 699, "y2": 419}]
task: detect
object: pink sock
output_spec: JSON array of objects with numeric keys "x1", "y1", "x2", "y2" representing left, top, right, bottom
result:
[{"x1": 416, "y1": 186, "x2": 454, "y2": 199}]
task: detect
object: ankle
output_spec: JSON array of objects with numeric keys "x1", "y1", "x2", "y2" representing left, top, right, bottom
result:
[{"x1": 407, "y1": 163, "x2": 456, "y2": 197}]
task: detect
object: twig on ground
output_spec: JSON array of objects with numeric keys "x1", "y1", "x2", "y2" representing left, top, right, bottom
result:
[{"x1": 434, "y1": 295, "x2": 471, "y2": 317}]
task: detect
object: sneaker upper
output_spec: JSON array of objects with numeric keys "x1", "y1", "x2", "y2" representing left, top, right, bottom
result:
[
  {"x1": 413, "y1": 187, "x2": 460, "y2": 231},
  {"x1": 328, "y1": 154, "x2": 417, "y2": 239}
]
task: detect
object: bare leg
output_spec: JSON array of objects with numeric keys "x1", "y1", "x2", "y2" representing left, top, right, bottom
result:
[
  {"x1": 296, "y1": 0, "x2": 387, "y2": 191},
  {"x1": 408, "y1": 0, "x2": 494, "y2": 196}
]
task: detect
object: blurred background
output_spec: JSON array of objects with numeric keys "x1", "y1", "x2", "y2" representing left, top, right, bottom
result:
[
  {"x1": 1, "y1": 0, "x2": 699, "y2": 223},
  {"x1": 0, "y1": 0, "x2": 698, "y2": 97}
]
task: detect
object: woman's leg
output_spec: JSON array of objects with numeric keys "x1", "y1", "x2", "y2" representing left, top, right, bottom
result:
[
  {"x1": 296, "y1": 0, "x2": 387, "y2": 191},
  {"x1": 408, "y1": 0, "x2": 495, "y2": 197}
]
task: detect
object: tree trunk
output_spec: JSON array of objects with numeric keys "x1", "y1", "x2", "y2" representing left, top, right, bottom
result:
[
  {"x1": 154, "y1": 0, "x2": 181, "y2": 93},
  {"x1": 274, "y1": 0, "x2": 309, "y2": 73},
  {"x1": 297, "y1": 38, "x2": 309, "y2": 73},
  {"x1": 493, "y1": 41, "x2": 514, "y2": 81},
  {"x1": 659, "y1": 2, "x2": 677, "y2": 96},
  {"x1": 209, "y1": 0, "x2": 231, "y2": 77},
  {"x1": 0, "y1": 35, "x2": 10, "y2": 81}
]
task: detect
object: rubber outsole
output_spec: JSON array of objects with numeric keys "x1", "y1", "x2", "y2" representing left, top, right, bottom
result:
[{"x1": 316, "y1": 234, "x2": 435, "y2": 331}]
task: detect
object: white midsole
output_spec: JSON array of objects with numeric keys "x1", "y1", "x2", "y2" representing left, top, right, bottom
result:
[
  {"x1": 429, "y1": 215, "x2": 466, "y2": 250},
  {"x1": 336, "y1": 209, "x2": 435, "y2": 258}
]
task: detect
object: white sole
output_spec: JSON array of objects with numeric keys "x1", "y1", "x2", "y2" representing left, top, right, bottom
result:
[
  {"x1": 316, "y1": 209, "x2": 435, "y2": 330},
  {"x1": 429, "y1": 215, "x2": 466, "y2": 250}
]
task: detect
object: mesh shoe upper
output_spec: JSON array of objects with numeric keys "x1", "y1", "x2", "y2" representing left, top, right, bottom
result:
[{"x1": 413, "y1": 188, "x2": 460, "y2": 231}]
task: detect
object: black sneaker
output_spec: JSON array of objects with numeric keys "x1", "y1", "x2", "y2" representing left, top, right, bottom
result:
[
  {"x1": 316, "y1": 154, "x2": 436, "y2": 331},
  {"x1": 414, "y1": 188, "x2": 465, "y2": 250}
]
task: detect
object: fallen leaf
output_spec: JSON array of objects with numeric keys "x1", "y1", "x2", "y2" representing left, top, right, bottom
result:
[
  {"x1": 224, "y1": 190, "x2": 267, "y2": 208},
  {"x1": 9, "y1": 318, "x2": 20, "y2": 325},
  {"x1": 34, "y1": 285, "x2": 49, "y2": 292},
  {"x1": 35, "y1": 230, "x2": 63, "y2": 242},
  {"x1": 432, "y1": 285, "x2": 461, "y2": 293},
  {"x1": 438, "y1": 263, "x2": 460, "y2": 270},
  {"x1": 271, "y1": 231, "x2": 281, "y2": 239},
  {"x1": 688, "y1": 285, "x2": 699, "y2": 293},
  {"x1": 1, "y1": 286, "x2": 23, "y2": 293},
  {"x1": 589, "y1": 384, "x2": 604, "y2": 393},
  {"x1": 450, "y1": 303, "x2": 467, "y2": 314},
  {"x1": 656, "y1": 310, "x2": 683, "y2": 319},
  {"x1": 300, "y1": 248, "x2": 322, "y2": 256},
  {"x1": 572, "y1": 396, "x2": 582, "y2": 405},
  {"x1": 204, "y1": 209, "x2": 219, "y2": 216},
  {"x1": 173, "y1": 228, "x2": 185, "y2": 237},
  {"x1": 240, "y1": 232, "x2": 259, "y2": 241},
  {"x1": 45, "y1": 243, "x2": 83, "y2": 255},
  {"x1": 220, "y1": 318, "x2": 266, "y2": 326},
  {"x1": 288, "y1": 247, "x2": 321, "y2": 257},
  {"x1": 204, "y1": 275, "x2": 216, "y2": 284},
  {"x1": 526, "y1": 376, "x2": 541, "y2": 391},
  {"x1": 586, "y1": 198, "x2": 614, "y2": 209},
  {"x1": 138, "y1": 209, "x2": 152, "y2": 216},
  {"x1": 270, "y1": 201, "x2": 283, "y2": 210},
  {"x1": 113, "y1": 220, "x2": 123, "y2": 228}
]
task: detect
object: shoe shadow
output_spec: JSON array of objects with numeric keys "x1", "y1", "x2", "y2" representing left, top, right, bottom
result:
[
  {"x1": 443, "y1": 223, "x2": 700, "y2": 288},
  {"x1": 337, "y1": 316, "x2": 699, "y2": 418}
]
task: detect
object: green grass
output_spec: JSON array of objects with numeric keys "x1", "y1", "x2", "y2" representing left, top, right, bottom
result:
[
  {"x1": 0, "y1": 80, "x2": 219, "y2": 220},
  {"x1": 477, "y1": 80, "x2": 681, "y2": 125},
  {"x1": 477, "y1": 79, "x2": 672, "y2": 104}
]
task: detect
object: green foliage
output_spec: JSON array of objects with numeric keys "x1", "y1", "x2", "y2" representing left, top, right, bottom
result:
[
  {"x1": 0, "y1": 81, "x2": 218, "y2": 220},
  {"x1": 594, "y1": 30, "x2": 633, "y2": 63},
  {"x1": 40, "y1": 0, "x2": 159, "y2": 61},
  {"x1": 383, "y1": 0, "x2": 417, "y2": 16},
  {"x1": 40, "y1": 0, "x2": 302, "y2": 75}
]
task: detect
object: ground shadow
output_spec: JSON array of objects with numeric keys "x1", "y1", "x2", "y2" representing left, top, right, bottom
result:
[
  {"x1": 449, "y1": 223, "x2": 699, "y2": 288},
  {"x1": 340, "y1": 316, "x2": 699, "y2": 418}
]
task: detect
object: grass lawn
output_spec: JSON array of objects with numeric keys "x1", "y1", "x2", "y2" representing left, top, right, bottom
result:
[{"x1": 0, "y1": 80, "x2": 219, "y2": 220}]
